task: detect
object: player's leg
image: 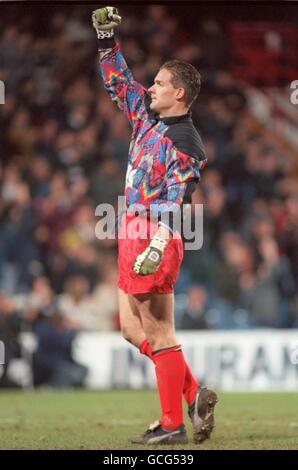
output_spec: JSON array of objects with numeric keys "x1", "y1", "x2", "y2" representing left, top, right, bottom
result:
[
  {"x1": 133, "y1": 292, "x2": 176, "y2": 350},
  {"x1": 119, "y1": 287, "x2": 198, "y2": 403},
  {"x1": 134, "y1": 291, "x2": 198, "y2": 405},
  {"x1": 119, "y1": 285, "x2": 202, "y2": 402},
  {"x1": 133, "y1": 292, "x2": 218, "y2": 444},
  {"x1": 119, "y1": 287, "x2": 197, "y2": 400},
  {"x1": 118, "y1": 288, "x2": 146, "y2": 348},
  {"x1": 118, "y1": 287, "x2": 206, "y2": 415},
  {"x1": 132, "y1": 292, "x2": 186, "y2": 440}
]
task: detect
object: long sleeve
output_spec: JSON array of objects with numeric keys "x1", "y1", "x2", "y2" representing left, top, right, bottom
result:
[{"x1": 98, "y1": 43, "x2": 148, "y2": 128}]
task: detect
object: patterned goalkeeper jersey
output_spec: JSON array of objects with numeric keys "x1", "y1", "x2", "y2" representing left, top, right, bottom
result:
[{"x1": 98, "y1": 42, "x2": 207, "y2": 219}]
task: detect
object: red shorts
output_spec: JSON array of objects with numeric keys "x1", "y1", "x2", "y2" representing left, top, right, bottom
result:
[{"x1": 118, "y1": 213, "x2": 183, "y2": 294}]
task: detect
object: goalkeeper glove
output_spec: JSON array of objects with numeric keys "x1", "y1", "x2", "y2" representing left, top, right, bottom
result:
[
  {"x1": 132, "y1": 236, "x2": 168, "y2": 276},
  {"x1": 92, "y1": 6, "x2": 121, "y2": 39}
]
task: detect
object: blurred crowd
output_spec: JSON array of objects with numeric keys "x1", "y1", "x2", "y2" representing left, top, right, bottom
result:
[{"x1": 0, "y1": 5, "x2": 297, "y2": 388}]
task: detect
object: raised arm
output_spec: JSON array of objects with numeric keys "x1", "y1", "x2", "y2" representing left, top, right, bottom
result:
[{"x1": 92, "y1": 6, "x2": 148, "y2": 127}]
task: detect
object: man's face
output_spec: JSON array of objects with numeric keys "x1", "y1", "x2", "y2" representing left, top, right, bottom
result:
[{"x1": 148, "y1": 68, "x2": 184, "y2": 115}]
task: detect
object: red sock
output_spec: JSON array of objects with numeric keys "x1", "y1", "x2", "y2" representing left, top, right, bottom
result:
[
  {"x1": 140, "y1": 339, "x2": 154, "y2": 360},
  {"x1": 153, "y1": 345, "x2": 185, "y2": 430},
  {"x1": 183, "y1": 362, "x2": 199, "y2": 405},
  {"x1": 140, "y1": 339, "x2": 198, "y2": 405}
]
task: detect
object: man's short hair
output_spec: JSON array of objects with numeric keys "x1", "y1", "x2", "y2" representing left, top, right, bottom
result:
[{"x1": 160, "y1": 60, "x2": 201, "y2": 108}]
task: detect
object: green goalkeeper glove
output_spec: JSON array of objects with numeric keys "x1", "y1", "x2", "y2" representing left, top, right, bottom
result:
[
  {"x1": 92, "y1": 6, "x2": 121, "y2": 39},
  {"x1": 132, "y1": 236, "x2": 168, "y2": 276}
]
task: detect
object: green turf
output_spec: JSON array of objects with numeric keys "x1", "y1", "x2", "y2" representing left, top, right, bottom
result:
[{"x1": 0, "y1": 390, "x2": 297, "y2": 450}]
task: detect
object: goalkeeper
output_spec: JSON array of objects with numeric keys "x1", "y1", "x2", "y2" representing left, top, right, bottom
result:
[{"x1": 92, "y1": 6, "x2": 217, "y2": 445}]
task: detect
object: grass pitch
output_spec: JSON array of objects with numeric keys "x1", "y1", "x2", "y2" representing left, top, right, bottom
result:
[{"x1": 0, "y1": 390, "x2": 297, "y2": 450}]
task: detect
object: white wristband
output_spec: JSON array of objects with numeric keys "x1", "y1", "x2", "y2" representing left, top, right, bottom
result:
[
  {"x1": 150, "y1": 236, "x2": 168, "y2": 253},
  {"x1": 97, "y1": 29, "x2": 114, "y2": 39}
]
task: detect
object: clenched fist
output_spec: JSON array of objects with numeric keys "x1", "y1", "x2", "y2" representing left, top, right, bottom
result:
[{"x1": 92, "y1": 6, "x2": 121, "y2": 38}]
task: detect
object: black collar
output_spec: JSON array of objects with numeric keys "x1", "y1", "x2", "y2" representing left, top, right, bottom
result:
[
  {"x1": 145, "y1": 93, "x2": 192, "y2": 124},
  {"x1": 159, "y1": 112, "x2": 192, "y2": 125}
]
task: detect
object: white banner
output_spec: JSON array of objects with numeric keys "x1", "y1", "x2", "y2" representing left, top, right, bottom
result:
[{"x1": 73, "y1": 330, "x2": 298, "y2": 391}]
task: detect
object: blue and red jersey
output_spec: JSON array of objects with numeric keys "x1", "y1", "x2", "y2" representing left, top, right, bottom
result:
[{"x1": 98, "y1": 42, "x2": 207, "y2": 221}]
